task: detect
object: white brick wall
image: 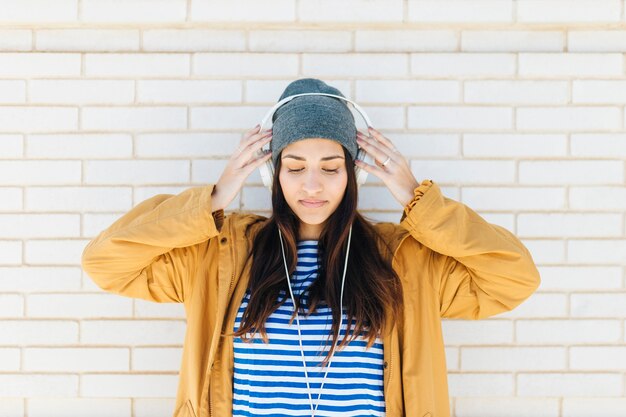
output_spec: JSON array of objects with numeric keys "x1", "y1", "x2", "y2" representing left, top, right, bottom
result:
[{"x1": 0, "y1": 1, "x2": 624, "y2": 416}]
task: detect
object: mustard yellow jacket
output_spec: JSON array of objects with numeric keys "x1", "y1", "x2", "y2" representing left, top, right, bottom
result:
[{"x1": 81, "y1": 179, "x2": 540, "y2": 417}]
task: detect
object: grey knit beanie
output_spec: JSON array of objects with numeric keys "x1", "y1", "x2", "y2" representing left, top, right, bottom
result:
[{"x1": 270, "y1": 78, "x2": 358, "y2": 167}]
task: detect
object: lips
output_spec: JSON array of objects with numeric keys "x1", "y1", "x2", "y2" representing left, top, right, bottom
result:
[{"x1": 299, "y1": 199, "x2": 327, "y2": 208}]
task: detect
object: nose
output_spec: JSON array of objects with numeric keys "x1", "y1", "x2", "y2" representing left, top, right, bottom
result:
[{"x1": 301, "y1": 170, "x2": 323, "y2": 194}]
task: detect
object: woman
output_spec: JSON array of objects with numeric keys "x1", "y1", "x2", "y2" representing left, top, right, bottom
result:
[{"x1": 81, "y1": 78, "x2": 541, "y2": 417}]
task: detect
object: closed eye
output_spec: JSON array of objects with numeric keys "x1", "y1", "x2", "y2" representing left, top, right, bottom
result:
[{"x1": 288, "y1": 168, "x2": 339, "y2": 173}]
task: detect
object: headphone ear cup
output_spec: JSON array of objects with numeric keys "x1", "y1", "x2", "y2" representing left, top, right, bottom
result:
[
  {"x1": 355, "y1": 149, "x2": 368, "y2": 188},
  {"x1": 260, "y1": 158, "x2": 274, "y2": 191}
]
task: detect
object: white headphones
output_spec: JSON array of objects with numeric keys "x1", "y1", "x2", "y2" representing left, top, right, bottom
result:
[{"x1": 255, "y1": 92, "x2": 375, "y2": 191}]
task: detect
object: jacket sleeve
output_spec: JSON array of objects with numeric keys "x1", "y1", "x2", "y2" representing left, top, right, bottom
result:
[
  {"x1": 81, "y1": 184, "x2": 224, "y2": 303},
  {"x1": 400, "y1": 179, "x2": 541, "y2": 320}
]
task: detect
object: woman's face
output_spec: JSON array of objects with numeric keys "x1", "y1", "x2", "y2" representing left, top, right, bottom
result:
[{"x1": 278, "y1": 138, "x2": 348, "y2": 240}]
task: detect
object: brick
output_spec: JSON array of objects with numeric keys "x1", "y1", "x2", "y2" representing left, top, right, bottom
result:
[
  {"x1": 24, "y1": 348, "x2": 129, "y2": 371},
  {"x1": 537, "y1": 266, "x2": 622, "y2": 290},
  {"x1": 356, "y1": 30, "x2": 457, "y2": 52},
  {"x1": 0, "y1": 241, "x2": 21, "y2": 265},
  {"x1": 26, "y1": 187, "x2": 132, "y2": 212},
  {"x1": 30, "y1": 80, "x2": 134, "y2": 104},
  {"x1": 519, "y1": 161, "x2": 623, "y2": 185},
  {"x1": 516, "y1": 0, "x2": 621, "y2": 23},
  {"x1": 498, "y1": 293, "x2": 568, "y2": 318},
  {"x1": 81, "y1": 0, "x2": 186, "y2": 22},
  {"x1": 134, "y1": 300, "x2": 185, "y2": 319},
  {"x1": 0, "y1": 214, "x2": 79, "y2": 238},
  {"x1": 0, "y1": 134, "x2": 22, "y2": 158},
  {"x1": 0, "y1": 267, "x2": 81, "y2": 292},
  {"x1": 191, "y1": 0, "x2": 295, "y2": 21},
  {"x1": 519, "y1": 53, "x2": 623, "y2": 76},
  {"x1": 132, "y1": 347, "x2": 182, "y2": 371},
  {"x1": 28, "y1": 294, "x2": 132, "y2": 318},
  {"x1": 29, "y1": 399, "x2": 130, "y2": 417},
  {"x1": 135, "y1": 133, "x2": 240, "y2": 158},
  {"x1": 83, "y1": 214, "x2": 126, "y2": 239},
  {"x1": 82, "y1": 107, "x2": 187, "y2": 130},
  {"x1": 0, "y1": 187, "x2": 22, "y2": 211},
  {"x1": 465, "y1": 80, "x2": 568, "y2": 104},
  {"x1": 85, "y1": 53, "x2": 189, "y2": 77},
  {"x1": 463, "y1": 134, "x2": 566, "y2": 157},
  {"x1": 573, "y1": 80, "x2": 626, "y2": 103},
  {"x1": 442, "y1": 321, "x2": 513, "y2": 345},
  {"x1": 25, "y1": 239, "x2": 87, "y2": 265},
  {"x1": 81, "y1": 320, "x2": 185, "y2": 345},
  {"x1": 571, "y1": 134, "x2": 626, "y2": 157},
  {"x1": 518, "y1": 373, "x2": 622, "y2": 396},
  {"x1": 389, "y1": 133, "x2": 459, "y2": 157},
  {"x1": 563, "y1": 398, "x2": 626, "y2": 417},
  {"x1": 190, "y1": 106, "x2": 265, "y2": 129},
  {"x1": 36, "y1": 29, "x2": 139, "y2": 52},
  {"x1": 0, "y1": 29, "x2": 32, "y2": 51},
  {"x1": 0, "y1": 107, "x2": 78, "y2": 132},
  {"x1": 521, "y1": 239, "x2": 565, "y2": 264},
  {"x1": 81, "y1": 374, "x2": 177, "y2": 398},
  {"x1": 143, "y1": 29, "x2": 245, "y2": 52},
  {"x1": 240, "y1": 186, "x2": 271, "y2": 211},
  {"x1": 448, "y1": 373, "x2": 514, "y2": 396},
  {"x1": 27, "y1": 134, "x2": 132, "y2": 159},
  {"x1": 518, "y1": 213, "x2": 622, "y2": 237},
  {"x1": 461, "y1": 187, "x2": 564, "y2": 210},
  {"x1": 570, "y1": 346, "x2": 626, "y2": 370},
  {"x1": 137, "y1": 80, "x2": 241, "y2": 104},
  {"x1": 250, "y1": 30, "x2": 351, "y2": 52},
  {"x1": 411, "y1": 160, "x2": 516, "y2": 184},
  {"x1": 0, "y1": 320, "x2": 78, "y2": 344},
  {"x1": 0, "y1": 294, "x2": 23, "y2": 317},
  {"x1": 304, "y1": 53, "x2": 408, "y2": 77},
  {"x1": 0, "y1": 53, "x2": 80, "y2": 77},
  {"x1": 569, "y1": 30, "x2": 626, "y2": 52},
  {"x1": 0, "y1": 375, "x2": 77, "y2": 396},
  {"x1": 462, "y1": 30, "x2": 563, "y2": 52},
  {"x1": 134, "y1": 399, "x2": 176, "y2": 417},
  {"x1": 0, "y1": 348, "x2": 19, "y2": 371},
  {"x1": 570, "y1": 186, "x2": 626, "y2": 210},
  {"x1": 516, "y1": 320, "x2": 621, "y2": 343},
  {"x1": 0, "y1": 80, "x2": 26, "y2": 103},
  {"x1": 568, "y1": 240, "x2": 626, "y2": 264},
  {"x1": 300, "y1": 0, "x2": 402, "y2": 22},
  {"x1": 85, "y1": 160, "x2": 189, "y2": 185},
  {"x1": 408, "y1": 0, "x2": 513, "y2": 22},
  {"x1": 0, "y1": 0, "x2": 77, "y2": 22},
  {"x1": 409, "y1": 106, "x2": 512, "y2": 129},
  {"x1": 456, "y1": 398, "x2": 560, "y2": 417},
  {"x1": 357, "y1": 80, "x2": 459, "y2": 103},
  {"x1": 461, "y1": 347, "x2": 566, "y2": 371},
  {"x1": 571, "y1": 294, "x2": 626, "y2": 317},
  {"x1": 191, "y1": 159, "x2": 228, "y2": 185},
  {"x1": 411, "y1": 53, "x2": 515, "y2": 76},
  {"x1": 517, "y1": 106, "x2": 620, "y2": 131},
  {"x1": 194, "y1": 53, "x2": 297, "y2": 76}
]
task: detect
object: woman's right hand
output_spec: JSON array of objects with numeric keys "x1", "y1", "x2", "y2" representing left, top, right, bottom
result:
[{"x1": 211, "y1": 124, "x2": 273, "y2": 211}]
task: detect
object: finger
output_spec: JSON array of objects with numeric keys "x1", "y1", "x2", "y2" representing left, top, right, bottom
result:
[
  {"x1": 243, "y1": 148, "x2": 272, "y2": 172},
  {"x1": 357, "y1": 136, "x2": 393, "y2": 167},
  {"x1": 235, "y1": 134, "x2": 272, "y2": 162},
  {"x1": 355, "y1": 158, "x2": 387, "y2": 178},
  {"x1": 366, "y1": 128, "x2": 398, "y2": 153},
  {"x1": 241, "y1": 125, "x2": 271, "y2": 143}
]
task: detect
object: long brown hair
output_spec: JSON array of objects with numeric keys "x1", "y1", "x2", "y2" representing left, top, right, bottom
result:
[{"x1": 229, "y1": 145, "x2": 404, "y2": 367}]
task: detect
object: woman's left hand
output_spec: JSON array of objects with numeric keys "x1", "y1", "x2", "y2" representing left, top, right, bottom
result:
[{"x1": 355, "y1": 127, "x2": 420, "y2": 208}]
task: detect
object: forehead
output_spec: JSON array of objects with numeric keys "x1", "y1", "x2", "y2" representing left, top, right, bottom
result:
[{"x1": 282, "y1": 138, "x2": 343, "y2": 158}]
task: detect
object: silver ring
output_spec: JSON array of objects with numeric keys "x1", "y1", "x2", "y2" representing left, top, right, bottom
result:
[{"x1": 381, "y1": 156, "x2": 391, "y2": 167}]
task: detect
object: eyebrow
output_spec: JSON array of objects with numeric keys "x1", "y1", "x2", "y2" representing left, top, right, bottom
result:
[{"x1": 282, "y1": 154, "x2": 345, "y2": 161}]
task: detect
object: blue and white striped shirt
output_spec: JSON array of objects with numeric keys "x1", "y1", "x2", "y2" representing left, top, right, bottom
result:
[{"x1": 232, "y1": 240, "x2": 386, "y2": 416}]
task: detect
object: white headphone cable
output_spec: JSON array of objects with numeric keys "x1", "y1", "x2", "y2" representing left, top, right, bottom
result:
[{"x1": 278, "y1": 224, "x2": 352, "y2": 417}]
